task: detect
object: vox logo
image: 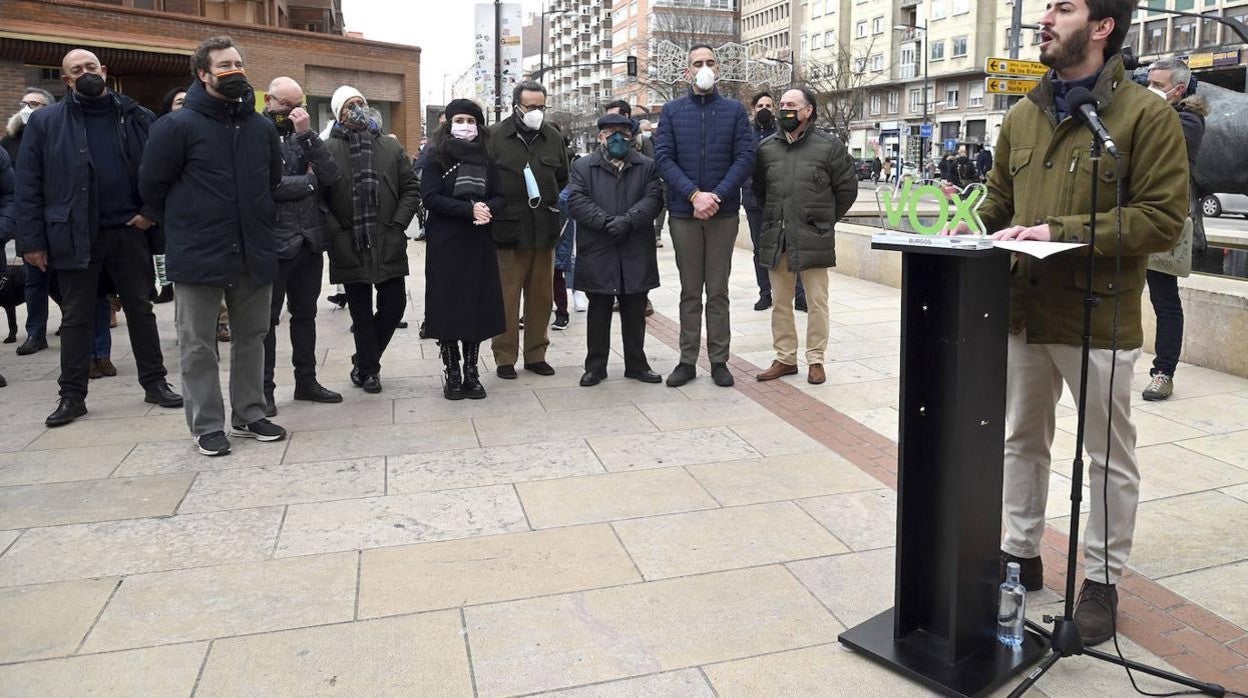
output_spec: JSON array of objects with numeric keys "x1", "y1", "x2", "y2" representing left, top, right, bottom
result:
[{"x1": 875, "y1": 180, "x2": 988, "y2": 235}]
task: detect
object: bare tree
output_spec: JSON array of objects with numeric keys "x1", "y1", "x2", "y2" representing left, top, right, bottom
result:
[
  {"x1": 628, "y1": 8, "x2": 741, "y2": 106},
  {"x1": 801, "y1": 36, "x2": 883, "y2": 141}
]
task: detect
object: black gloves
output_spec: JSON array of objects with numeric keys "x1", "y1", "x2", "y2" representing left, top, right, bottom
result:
[{"x1": 605, "y1": 215, "x2": 630, "y2": 245}]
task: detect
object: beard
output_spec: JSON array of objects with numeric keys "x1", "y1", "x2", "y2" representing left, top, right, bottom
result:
[{"x1": 1039, "y1": 23, "x2": 1092, "y2": 72}]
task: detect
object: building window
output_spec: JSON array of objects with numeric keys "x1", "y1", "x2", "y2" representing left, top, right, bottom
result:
[
  {"x1": 909, "y1": 88, "x2": 922, "y2": 113},
  {"x1": 952, "y1": 36, "x2": 967, "y2": 57},
  {"x1": 968, "y1": 81, "x2": 984, "y2": 108},
  {"x1": 870, "y1": 93, "x2": 882, "y2": 115},
  {"x1": 873, "y1": 16, "x2": 884, "y2": 34},
  {"x1": 899, "y1": 44, "x2": 916, "y2": 78},
  {"x1": 1199, "y1": 11, "x2": 1219, "y2": 46},
  {"x1": 931, "y1": 39, "x2": 945, "y2": 61},
  {"x1": 945, "y1": 86, "x2": 959, "y2": 108},
  {"x1": 812, "y1": 33, "x2": 823, "y2": 50},
  {"x1": 932, "y1": 0, "x2": 947, "y2": 20},
  {"x1": 811, "y1": 0, "x2": 822, "y2": 18},
  {"x1": 800, "y1": 34, "x2": 809, "y2": 59},
  {"x1": 1124, "y1": 26, "x2": 1140, "y2": 53},
  {"x1": 1144, "y1": 20, "x2": 1167, "y2": 55},
  {"x1": 1172, "y1": 17, "x2": 1196, "y2": 50},
  {"x1": 888, "y1": 91, "x2": 900, "y2": 113},
  {"x1": 825, "y1": 30, "x2": 835, "y2": 47},
  {"x1": 856, "y1": 20, "x2": 868, "y2": 38},
  {"x1": 871, "y1": 53, "x2": 884, "y2": 72},
  {"x1": 953, "y1": 0, "x2": 970, "y2": 15}
]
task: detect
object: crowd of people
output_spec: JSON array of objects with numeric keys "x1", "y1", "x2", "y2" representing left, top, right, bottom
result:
[{"x1": 0, "y1": 0, "x2": 1206, "y2": 649}]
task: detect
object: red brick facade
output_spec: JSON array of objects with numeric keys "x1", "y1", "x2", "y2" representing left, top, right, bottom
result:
[{"x1": 0, "y1": 0, "x2": 421, "y2": 149}]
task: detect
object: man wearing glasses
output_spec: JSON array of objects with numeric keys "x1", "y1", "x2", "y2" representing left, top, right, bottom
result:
[
  {"x1": 3, "y1": 87, "x2": 55, "y2": 356},
  {"x1": 259, "y1": 77, "x2": 342, "y2": 416},
  {"x1": 487, "y1": 80, "x2": 569, "y2": 379}
]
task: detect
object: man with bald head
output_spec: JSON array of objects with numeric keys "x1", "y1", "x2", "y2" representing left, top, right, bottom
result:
[
  {"x1": 259, "y1": 76, "x2": 342, "y2": 415},
  {"x1": 15, "y1": 48, "x2": 182, "y2": 427}
]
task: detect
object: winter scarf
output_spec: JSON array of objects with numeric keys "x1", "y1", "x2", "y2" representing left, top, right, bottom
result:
[
  {"x1": 439, "y1": 136, "x2": 488, "y2": 201},
  {"x1": 344, "y1": 125, "x2": 380, "y2": 252}
]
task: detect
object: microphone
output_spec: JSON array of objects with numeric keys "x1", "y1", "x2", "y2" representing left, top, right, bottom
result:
[{"x1": 1065, "y1": 86, "x2": 1121, "y2": 159}]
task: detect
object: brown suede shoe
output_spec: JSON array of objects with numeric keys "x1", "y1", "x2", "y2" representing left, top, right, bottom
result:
[
  {"x1": 808, "y1": 364, "x2": 826, "y2": 384},
  {"x1": 756, "y1": 360, "x2": 798, "y2": 381},
  {"x1": 88, "y1": 361, "x2": 103, "y2": 380},
  {"x1": 95, "y1": 358, "x2": 117, "y2": 377}
]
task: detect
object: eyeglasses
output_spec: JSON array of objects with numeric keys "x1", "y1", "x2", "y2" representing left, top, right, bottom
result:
[
  {"x1": 517, "y1": 103, "x2": 547, "y2": 112},
  {"x1": 19, "y1": 100, "x2": 48, "y2": 109}
]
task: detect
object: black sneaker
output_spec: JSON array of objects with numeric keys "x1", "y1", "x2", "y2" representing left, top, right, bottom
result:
[
  {"x1": 230, "y1": 419, "x2": 287, "y2": 442},
  {"x1": 711, "y1": 362, "x2": 734, "y2": 387},
  {"x1": 552, "y1": 314, "x2": 570, "y2": 330},
  {"x1": 666, "y1": 363, "x2": 696, "y2": 387},
  {"x1": 197, "y1": 431, "x2": 231, "y2": 457},
  {"x1": 1000, "y1": 552, "x2": 1044, "y2": 592},
  {"x1": 1074, "y1": 579, "x2": 1118, "y2": 646}
]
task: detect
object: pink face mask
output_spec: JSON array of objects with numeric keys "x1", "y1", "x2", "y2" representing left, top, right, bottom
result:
[{"x1": 451, "y1": 123, "x2": 477, "y2": 140}]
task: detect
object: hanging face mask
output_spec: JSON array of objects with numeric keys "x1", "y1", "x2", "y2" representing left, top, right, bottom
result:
[
  {"x1": 777, "y1": 109, "x2": 802, "y2": 133},
  {"x1": 755, "y1": 108, "x2": 774, "y2": 129},
  {"x1": 451, "y1": 123, "x2": 477, "y2": 140},
  {"x1": 344, "y1": 103, "x2": 371, "y2": 130},
  {"x1": 1147, "y1": 86, "x2": 1171, "y2": 103},
  {"x1": 605, "y1": 132, "x2": 632, "y2": 160},
  {"x1": 519, "y1": 107, "x2": 544, "y2": 131},
  {"x1": 522, "y1": 164, "x2": 542, "y2": 208},
  {"x1": 73, "y1": 73, "x2": 107, "y2": 98},
  {"x1": 213, "y1": 70, "x2": 250, "y2": 100},
  {"x1": 694, "y1": 65, "x2": 716, "y2": 91},
  {"x1": 18, "y1": 105, "x2": 34, "y2": 125}
]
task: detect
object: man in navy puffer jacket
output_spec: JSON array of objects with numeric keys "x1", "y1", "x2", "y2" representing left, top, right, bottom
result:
[{"x1": 654, "y1": 44, "x2": 756, "y2": 388}]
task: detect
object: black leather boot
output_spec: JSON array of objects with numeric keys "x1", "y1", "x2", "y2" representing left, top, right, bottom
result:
[
  {"x1": 441, "y1": 341, "x2": 465, "y2": 401},
  {"x1": 461, "y1": 341, "x2": 486, "y2": 400}
]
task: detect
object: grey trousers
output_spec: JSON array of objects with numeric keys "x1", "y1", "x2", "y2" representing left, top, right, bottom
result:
[
  {"x1": 669, "y1": 216, "x2": 737, "y2": 364},
  {"x1": 175, "y1": 277, "x2": 272, "y2": 437}
]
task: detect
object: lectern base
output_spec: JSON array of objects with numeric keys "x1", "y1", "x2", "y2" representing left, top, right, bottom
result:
[{"x1": 839, "y1": 609, "x2": 1047, "y2": 698}]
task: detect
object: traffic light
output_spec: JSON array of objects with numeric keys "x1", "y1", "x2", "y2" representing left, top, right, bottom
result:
[{"x1": 626, "y1": 55, "x2": 638, "y2": 77}]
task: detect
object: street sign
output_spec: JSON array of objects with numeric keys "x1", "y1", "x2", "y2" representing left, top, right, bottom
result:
[
  {"x1": 984, "y1": 57, "x2": 1048, "y2": 77},
  {"x1": 919, "y1": 123, "x2": 933, "y2": 138},
  {"x1": 985, "y1": 77, "x2": 1040, "y2": 95},
  {"x1": 944, "y1": 138, "x2": 958, "y2": 152}
]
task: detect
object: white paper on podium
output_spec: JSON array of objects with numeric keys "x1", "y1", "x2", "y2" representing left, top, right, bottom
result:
[{"x1": 992, "y1": 240, "x2": 1087, "y2": 259}]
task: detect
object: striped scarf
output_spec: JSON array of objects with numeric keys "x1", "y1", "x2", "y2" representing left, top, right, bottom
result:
[{"x1": 344, "y1": 127, "x2": 380, "y2": 252}]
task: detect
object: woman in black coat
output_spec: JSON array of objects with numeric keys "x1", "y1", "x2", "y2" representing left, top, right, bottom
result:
[{"x1": 421, "y1": 99, "x2": 506, "y2": 400}]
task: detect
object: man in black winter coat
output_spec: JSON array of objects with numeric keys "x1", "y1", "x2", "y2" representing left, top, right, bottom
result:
[
  {"x1": 140, "y1": 36, "x2": 285, "y2": 457},
  {"x1": 259, "y1": 76, "x2": 342, "y2": 416},
  {"x1": 15, "y1": 48, "x2": 182, "y2": 428},
  {"x1": 566, "y1": 113, "x2": 665, "y2": 387}
]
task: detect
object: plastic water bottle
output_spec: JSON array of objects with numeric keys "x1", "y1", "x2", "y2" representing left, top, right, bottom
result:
[{"x1": 997, "y1": 562, "x2": 1026, "y2": 647}]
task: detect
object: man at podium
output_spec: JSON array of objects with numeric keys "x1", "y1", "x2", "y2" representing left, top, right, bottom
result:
[{"x1": 973, "y1": 0, "x2": 1188, "y2": 646}]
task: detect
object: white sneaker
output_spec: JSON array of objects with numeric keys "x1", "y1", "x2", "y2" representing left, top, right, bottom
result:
[{"x1": 573, "y1": 291, "x2": 588, "y2": 312}]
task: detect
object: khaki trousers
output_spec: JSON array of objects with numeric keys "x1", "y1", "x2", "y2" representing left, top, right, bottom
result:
[
  {"x1": 669, "y1": 216, "x2": 737, "y2": 364},
  {"x1": 493, "y1": 247, "x2": 555, "y2": 366},
  {"x1": 769, "y1": 255, "x2": 830, "y2": 365},
  {"x1": 1001, "y1": 332, "x2": 1141, "y2": 584}
]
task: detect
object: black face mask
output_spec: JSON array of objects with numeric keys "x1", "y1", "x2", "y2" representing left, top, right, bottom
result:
[
  {"x1": 74, "y1": 73, "x2": 106, "y2": 98},
  {"x1": 778, "y1": 109, "x2": 802, "y2": 133},
  {"x1": 268, "y1": 108, "x2": 294, "y2": 133},
  {"x1": 755, "y1": 108, "x2": 774, "y2": 129},
  {"x1": 213, "y1": 70, "x2": 250, "y2": 100}
]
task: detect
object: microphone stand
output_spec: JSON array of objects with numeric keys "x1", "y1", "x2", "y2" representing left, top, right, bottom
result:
[{"x1": 1007, "y1": 137, "x2": 1224, "y2": 697}]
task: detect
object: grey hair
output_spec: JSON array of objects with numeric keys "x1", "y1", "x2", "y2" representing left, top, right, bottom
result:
[
  {"x1": 22, "y1": 87, "x2": 55, "y2": 105},
  {"x1": 1148, "y1": 57, "x2": 1191, "y2": 90}
]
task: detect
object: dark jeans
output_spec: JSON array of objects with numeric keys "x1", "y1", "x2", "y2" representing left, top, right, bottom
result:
[
  {"x1": 585, "y1": 291, "x2": 648, "y2": 375},
  {"x1": 344, "y1": 276, "x2": 406, "y2": 376},
  {"x1": 91, "y1": 297, "x2": 110, "y2": 360},
  {"x1": 264, "y1": 246, "x2": 325, "y2": 394},
  {"x1": 55, "y1": 227, "x2": 166, "y2": 400},
  {"x1": 745, "y1": 206, "x2": 804, "y2": 302},
  {"x1": 23, "y1": 261, "x2": 50, "y2": 340},
  {"x1": 1146, "y1": 269, "x2": 1183, "y2": 376}
]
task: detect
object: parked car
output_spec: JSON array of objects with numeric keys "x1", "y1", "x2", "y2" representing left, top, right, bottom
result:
[{"x1": 1202, "y1": 192, "x2": 1248, "y2": 218}]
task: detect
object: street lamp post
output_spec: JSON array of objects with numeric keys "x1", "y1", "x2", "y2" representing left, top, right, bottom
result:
[{"x1": 895, "y1": 22, "x2": 929, "y2": 181}]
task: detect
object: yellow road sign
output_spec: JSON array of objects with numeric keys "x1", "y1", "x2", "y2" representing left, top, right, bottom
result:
[
  {"x1": 985, "y1": 77, "x2": 1040, "y2": 95},
  {"x1": 984, "y1": 57, "x2": 1049, "y2": 77}
]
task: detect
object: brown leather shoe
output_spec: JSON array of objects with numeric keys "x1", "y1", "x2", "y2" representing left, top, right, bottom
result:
[
  {"x1": 756, "y1": 360, "x2": 798, "y2": 381},
  {"x1": 96, "y1": 358, "x2": 117, "y2": 377},
  {"x1": 808, "y1": 363, "x2": 826, "y2": 384},
  {"x1": 89, "y1": 361, "x2": 103, "y2": 380}
]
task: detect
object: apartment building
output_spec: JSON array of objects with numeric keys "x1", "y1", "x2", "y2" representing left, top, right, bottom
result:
[
  {"x1": 545, "y1": 0, "x2": 615, "y2": 117},
  {"x1": 610, "y1": 0, "x2": 738, "y2": 112}
]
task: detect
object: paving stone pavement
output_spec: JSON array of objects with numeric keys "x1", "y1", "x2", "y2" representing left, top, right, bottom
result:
[{"x1": 1, "y1": 226, "x2": 1246, "y2": 697}]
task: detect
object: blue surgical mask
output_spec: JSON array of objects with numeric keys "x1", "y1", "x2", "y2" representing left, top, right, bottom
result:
[{"x1": 606, "y1": 132, "x2": 632, "y2": 160}]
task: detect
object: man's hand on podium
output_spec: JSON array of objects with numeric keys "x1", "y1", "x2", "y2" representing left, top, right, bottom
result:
[
  {"x1": 991, "y1": 224, "x2": 1052, "y2": 242},
  {"x1": 938, "y1": 221, "x2": 972, "y2": 236}
]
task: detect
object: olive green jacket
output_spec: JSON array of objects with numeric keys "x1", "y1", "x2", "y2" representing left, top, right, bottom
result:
[
  {"x1": 486, "y1": 117, "x2": 570, "y2": 249},
  {"x1": 980, "y1": 54, "x2": 1189, "y2": 349},
  {"x1": 752, "y1": 128, "x2": 859, "y2": 272}
]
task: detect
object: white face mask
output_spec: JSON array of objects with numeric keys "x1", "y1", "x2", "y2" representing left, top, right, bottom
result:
[
  {"x1": 694, "y1": 65, "x2": 716, "y2": 91},
  {"x1": 520, "y1": 107, "x2": 544, "y2": 130},
  {"x1": 1147, "y1": 86, "x2": 1171, "y2": 102},
  {"x1": 451, "y1": 123, "x2": 477, "y2": 140},
  {"x1": 18, "y1": 105, "x2": 33, "y2": 124}
]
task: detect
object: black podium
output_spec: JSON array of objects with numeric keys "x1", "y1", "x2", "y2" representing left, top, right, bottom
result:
[{"x1": 838, "y1": 239, "x2": 1046, "y2": 697}]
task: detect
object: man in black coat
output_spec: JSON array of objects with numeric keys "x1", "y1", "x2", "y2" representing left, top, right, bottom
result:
[
  {"x1": 259, "y1": 76, "x2": 342, "y2": 416},
  {"x1": 566, "y1": 113, "x2": 664, "y2": 387},
  {"x1": 140, "y1": 36, "x2": 285, "y2": 457},
  {"x1": 15, "y1": 48, "x2": 182, "y2": 427}
]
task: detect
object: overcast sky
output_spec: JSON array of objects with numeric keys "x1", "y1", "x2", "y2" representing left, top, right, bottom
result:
[{"x1": 342, "y1": 0, "x2": 544, "y2": 108}]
